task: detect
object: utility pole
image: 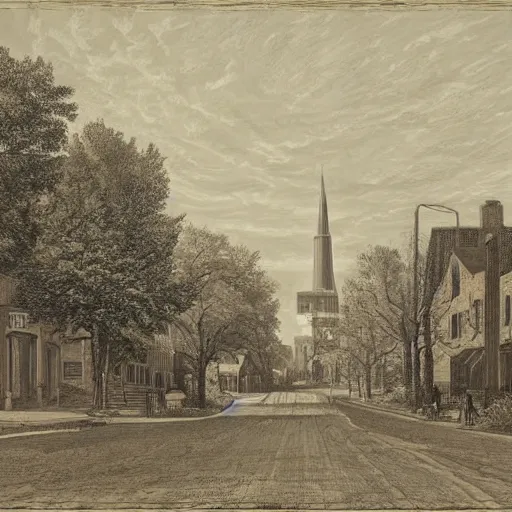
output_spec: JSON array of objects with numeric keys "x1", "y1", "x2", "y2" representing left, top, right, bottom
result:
[{"x1": 413, "y1": 204, "x2": 459, "y2": 411}]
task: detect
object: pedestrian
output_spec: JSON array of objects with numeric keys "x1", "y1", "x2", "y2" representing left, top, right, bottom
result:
[
  {"x1": 464, "y1": 390, "x2": 479, "y2": 426},
  {"x1": 432, "y1": 384, "x2": 441, "y2": 420}
]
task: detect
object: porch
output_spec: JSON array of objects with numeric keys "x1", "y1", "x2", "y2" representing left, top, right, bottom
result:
[
  {"x1": 107, "y1": 362, "x2": 174, "y2": 413},
  {"x1": 448, "y1": 344, "x2": 512, "y2": 396}
]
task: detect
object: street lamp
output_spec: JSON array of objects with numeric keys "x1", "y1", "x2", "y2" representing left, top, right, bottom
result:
[{"x1": 412, "y1": 203, "x2": 460, "y2": 408}]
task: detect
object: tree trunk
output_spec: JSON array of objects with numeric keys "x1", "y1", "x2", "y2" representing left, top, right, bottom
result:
[
  {"x1": 329, "y1": 365, "x2": 334, "y2": 404},
  {"x1": 120, "y1": 365, "x2": 127, "y2": 405},
  {"x1": 217, "y1": 363, "x2": 222, "y2": 393},
  {"x1": 91, "y1": 328, "x2": 102, "y2": 409},
  {"x1": 423, "y1": 315, "x2": 434, "y2": 406},
  {"x1": 365, "y1": 365, "x2": 372, "y2": 401},
  {"x1": 403, "y1": 339, "x2": 413, "y2": 402},
  {"x1": 412, "y1": 337, "x2": 421, "y2": 410},
  {"x1": 91, "y1": 338, "x2": 97, "y2": 408},
  {"x1": 102, "y1": 342, "x2": 110, "y2": 410},
  {"x1": 381, "y1": 356, "x2": 386, "y2": 392},
  {"x1": 357, "y1": 375, "x2": 362, "y2": 398},
  {"x1": 198, "y1": 365, "x2": 207, "y2": 409},
  {"x1": 347, "y1": 360, "x2": 352, "y2": 399}
]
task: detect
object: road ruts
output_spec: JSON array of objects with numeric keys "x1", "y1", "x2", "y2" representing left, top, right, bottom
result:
[{"x1": 0, "y1": 391, "x2": 511, "y2": 509}]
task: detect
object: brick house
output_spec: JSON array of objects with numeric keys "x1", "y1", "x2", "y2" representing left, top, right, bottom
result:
[{"x1": 428, "y1": 200, "x2": 512, "y2": 396}]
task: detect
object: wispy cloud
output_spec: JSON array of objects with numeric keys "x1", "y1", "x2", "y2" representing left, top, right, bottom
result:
[{"x1": 2, "y1": 9, "x2": 512, "y2": 346}]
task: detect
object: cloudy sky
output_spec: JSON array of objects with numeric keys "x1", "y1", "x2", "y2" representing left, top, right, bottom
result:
[{"x1": 2, "y1": 7, "x2": 512, "y2": 346}]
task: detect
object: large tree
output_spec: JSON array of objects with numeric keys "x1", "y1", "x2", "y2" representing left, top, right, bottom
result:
[
  {"x1": 172, "y1": 224, "x2": 280, "y2": 407},
  {"x1": 0, "y1": 47, "x2": 78, "y2": 272},
  {"x1": 17, "y1": 121, "x2": 193, "y2": 408},
  {"x1": 346, "y1": 244, "x2": 426, "y2": 405},
  {"x1": 338, "y1": 277, "x2": 399, "y2": 400}
]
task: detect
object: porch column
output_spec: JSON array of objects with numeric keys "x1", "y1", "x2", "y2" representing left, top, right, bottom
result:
[
  {"x1": 5, "y1": 337, "x2": 12, "y2": 411},
  {"x1": 36, "y1": 332, "x2": 43, "y2": 407},
  {"x1": 81, "y1": 339, "x2": 86, "y2": 387},
  {"x1": 56, "y1": 346, "x2": 62, "y2": 407}
]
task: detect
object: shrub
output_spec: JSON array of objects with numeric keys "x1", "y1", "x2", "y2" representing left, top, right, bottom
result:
[
  {"x1": 478, "y1": 395, "x2": 512, "y2": 432},
  {"x1": 380, "y1": 386, "x2": 407, "y2": 405}
]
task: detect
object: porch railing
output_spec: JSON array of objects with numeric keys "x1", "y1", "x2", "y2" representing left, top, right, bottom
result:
[{"x1": 125, "y1": 363, "x2": 150, "y2": 386}]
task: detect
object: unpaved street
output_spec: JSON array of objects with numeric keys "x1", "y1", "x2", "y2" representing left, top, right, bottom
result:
[{"x1": 1, "y1": 391, "x2": 512, "y2": 509}]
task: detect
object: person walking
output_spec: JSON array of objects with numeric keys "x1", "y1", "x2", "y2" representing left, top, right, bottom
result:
[{"x1": 432, "y1": 384, "x2": 442, "y2": 420}]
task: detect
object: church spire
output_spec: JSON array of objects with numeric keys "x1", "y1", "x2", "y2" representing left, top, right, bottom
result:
[
  {"x1": 312, "y1": 172, "x2": 337, "y2": 292},
  {"x1": 317, "y1": 171, "x2": 330, "y2": 235}
]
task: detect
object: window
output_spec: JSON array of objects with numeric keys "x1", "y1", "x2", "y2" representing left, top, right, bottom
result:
[
  {"x1": 451, "y1": 260, "x2": 460, "y2": 299},
  {"x1": 298, "y1": 302, "x2": 311, "y2": 314},
  {"x1": 474, "y1": 300, "x2": 482, "y2": 331},
  {"x1": 8, "y1": 312, "x2": 28, "y2": 330},
  {"x1": 63, "y1": 362, "x2": 83, "y2": 379},
  {"x1": 451, "y1": 313, "x2": 463, "y2": 339},
  {"x1": 506, "y1": 295, "x2": 511, "y2": 326},
  {"x1": 451, "y1": 314, "x2": 458, "y2": 339}
]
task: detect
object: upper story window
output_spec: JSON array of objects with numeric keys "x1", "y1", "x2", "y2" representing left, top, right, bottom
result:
[
  {"x1": 474, "y1": 299, "x2": 482, "y2": 331},
  {"x1": 451, "y1": 260, "x2": 460, "y2": 299},
  {"x1": 451, "y1": 312, "x2": 464, "y2": 339},
  {"x1": 8, "y1": 312, "x2": 28, "y2": 330},
  {"x1": 505, "y1": 295, "x2": 511, "y2": 326}
]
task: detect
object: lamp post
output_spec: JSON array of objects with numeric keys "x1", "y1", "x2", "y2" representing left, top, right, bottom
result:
[{"x1": 412, "y1": 204, "x2": 460, "y2": 410}]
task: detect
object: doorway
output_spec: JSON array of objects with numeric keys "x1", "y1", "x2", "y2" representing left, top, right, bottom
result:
[{"x1": 8, "y1": 333, "x2": 38, "y2": 405}]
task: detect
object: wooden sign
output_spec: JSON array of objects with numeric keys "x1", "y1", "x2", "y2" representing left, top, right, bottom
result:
[{"x1": 63, "y1": 362, "x2": 83, "y2": 379}]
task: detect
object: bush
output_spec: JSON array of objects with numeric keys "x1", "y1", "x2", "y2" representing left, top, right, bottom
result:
[
  {"x1": 380, "y1": 386, "x2": 407, "y2": 405},
  {"x1": 53, "y1": 383, "x2": 92, "y2": 408},
  {"x1": 478, "y1": 395, "x2": 512, "y2": 432},
  {"x1": 157, "y1": 407, "x2": 220, "y2": 418}
]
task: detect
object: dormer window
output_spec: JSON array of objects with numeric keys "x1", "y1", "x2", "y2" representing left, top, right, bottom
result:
[{"x1": 451, "y1": 260, "x2": 460, "y2": 299}]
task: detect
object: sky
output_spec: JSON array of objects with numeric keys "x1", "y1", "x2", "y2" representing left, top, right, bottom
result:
[{"x1": 1, "y1": 7, "x2": 512, "y2": 346}]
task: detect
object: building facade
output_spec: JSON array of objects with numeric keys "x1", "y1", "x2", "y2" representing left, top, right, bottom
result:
[
  {"x1": 0, "y1": 274, "x2": 178, "y2": 411},
  {"x1": 0, "y1": 275, "x2": 93, "y2": 410},
  {"x1": 428, "y1": 200, "x2": 512, "y2": 395}
]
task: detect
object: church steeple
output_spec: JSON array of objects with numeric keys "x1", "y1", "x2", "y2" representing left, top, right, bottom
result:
[
  {"x1": 317, "y1": 171, "x2": 330, "y2": 235},
  {"x1": 312, "y1": 172, "x2": 337, "y2": 292}
]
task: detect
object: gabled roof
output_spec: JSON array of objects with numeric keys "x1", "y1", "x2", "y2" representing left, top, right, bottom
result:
[{"x1": 453, "y1": 247, "x2": 486, "y2": 275}]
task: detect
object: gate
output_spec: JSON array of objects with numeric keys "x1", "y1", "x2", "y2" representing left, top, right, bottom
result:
[{"x1": 145, "y1": 388, "x2": 166, "y2": 418}]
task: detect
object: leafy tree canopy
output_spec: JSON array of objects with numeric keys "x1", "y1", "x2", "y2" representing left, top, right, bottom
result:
[
  {"x1": 0, "y1": 47, "x2": 78, "y2": 271},
  {"x1": 17, "y1": 120, "x2": 194, "y2": 349}
]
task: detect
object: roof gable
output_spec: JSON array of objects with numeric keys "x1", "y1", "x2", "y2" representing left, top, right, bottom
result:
[{"x1": 453, "y1": 247, "x2": 486, "y2": 275}]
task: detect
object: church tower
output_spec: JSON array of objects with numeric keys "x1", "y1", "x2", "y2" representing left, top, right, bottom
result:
[
  {"x1": 297, "y1": 173, "x2": 339, "y2": 316},
  {"x1": 295, "y1": 172, "x2": 340, "y2": 381},
  {"x1": 313, "y1": 173, "x2": 337, "y2": 293}
]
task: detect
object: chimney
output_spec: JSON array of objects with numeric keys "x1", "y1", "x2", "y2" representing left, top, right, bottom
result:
[
  {"x1": 484, "y1": 231, "x2": 501, "y2": 395},
  {"x1": 481, "y1": 200, "x2": 504, "y2": 234}
]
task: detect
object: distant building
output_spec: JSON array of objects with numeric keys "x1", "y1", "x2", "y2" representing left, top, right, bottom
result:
[
  {"x1": 295, "y1": 174, "x2": 340, "y2": 382},
  {"x1": 293, "y1": 335, "x2": 313, "y2": 378}
]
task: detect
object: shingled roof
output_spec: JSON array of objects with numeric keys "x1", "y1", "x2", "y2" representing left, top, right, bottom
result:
[
  {"x1": 423, "y1": 226, "x2": 512, "y2": 309},
  {"x1": 453, "y1": 247, "x2": 486, "y2": 275}
]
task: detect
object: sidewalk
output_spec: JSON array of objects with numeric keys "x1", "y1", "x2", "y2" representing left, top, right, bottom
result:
[
  {"x1": 0, "y1": 394, "x2": 268, "y2": 431},
  {"x1": 0, "y1": 410, "x2": 91, "y2": 426},
  {"x1": 335, "y1": 396, "x2": 462, "y2": 429},
  {"x1": 334, "y1": 396, "x2": 512, "y2": 439}
]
